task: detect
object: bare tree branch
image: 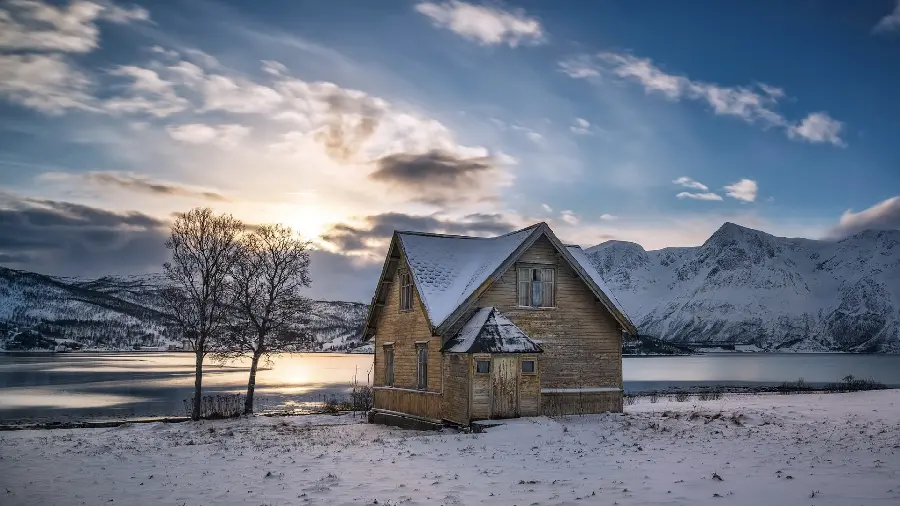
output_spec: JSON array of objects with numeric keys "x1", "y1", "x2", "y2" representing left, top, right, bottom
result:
[
  {"x1": 160, "y1": 207, "x2": 243, "y2": 420},
  {"x1": 216, "y1": 224, "x2": 313, "y2": 414}
]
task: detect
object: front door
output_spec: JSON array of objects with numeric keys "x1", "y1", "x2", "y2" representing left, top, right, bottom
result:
[{"x1": 491, "y1": 355, "x2": 519, "y2": 418}]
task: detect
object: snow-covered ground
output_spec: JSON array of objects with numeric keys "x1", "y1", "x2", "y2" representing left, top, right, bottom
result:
[{"x1": 2, "y1": 391, "x2": 898, "y2": 505}]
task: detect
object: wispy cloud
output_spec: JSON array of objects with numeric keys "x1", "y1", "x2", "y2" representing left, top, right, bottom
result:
[
  {"x1": 414, "y1": 1, "x2": 545, "y2": 47},
  {"x1": 0, "y1": 1, "x2": 148, "y2": 115},
  {"x1": 724, "y1": 179, "x2": 758, "y2": 203},
  {"x1": 673, "y1": 176, "x2": 709, "y2": 191},
  {"x1": 560, "y1": 51, "x2": 845, "y2": 146},
  {"x1": 599, "y1": 213, "x2": 618, "y2": 221},
  {"x1": 829, "y1": 196, "x2": 900, "y2": 238},
  {"x1": 166, "y1": 123, "x2": 251, "y2": 149},
  {"x1": 788, "y1": 112, "x2": 844, "y2": 147},
  {"x1": 39, "y1": 171, "x2": 231, "y2": 202},
  {"x1": 676, "y1": 192, "x2": 723, "y2": 201},
  {"x1": 874, "y1": 1, "x2": 900, "y2": 34},
  {"x1": 570, "y1": 117, "x2": 593, "y2": 135},
  {"x1": 560, "y1": 209, "x2": 579, "y2": 225}
]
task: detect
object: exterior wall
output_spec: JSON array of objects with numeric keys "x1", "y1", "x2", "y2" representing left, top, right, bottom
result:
[
  {"x1": 442, "y1": 353, "x2": 470, "y2": 424},
  {"x1": 372, "y1": 251, "x2": 443, "y2": 419},
  {"x1": 476, "y1": 235, "x2": 624, "y2": 414},
  {"x1": 541, "y1": 391, "x2": 622, "y2": 416},
  {"x1": 373, "y1": 388, "x2": 442, "y2": 420}
]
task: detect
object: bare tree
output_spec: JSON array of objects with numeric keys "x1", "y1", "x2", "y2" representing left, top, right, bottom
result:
[
  {"x1": 161, "y1": 208, "x2": 244, "y2": 420},
  {"x1": 222, "y1": 224, "x2": 313, "y2": 415}
]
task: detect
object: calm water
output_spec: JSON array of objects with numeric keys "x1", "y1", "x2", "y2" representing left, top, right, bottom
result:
[{"x1": 1, "y1": 352, "x2": 899, "y2": 423}]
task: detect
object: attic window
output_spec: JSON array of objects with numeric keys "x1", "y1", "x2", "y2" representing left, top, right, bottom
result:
[
  {"x1": 517, "y1": 266, "x2": 555, "y2": 308},
  {"x1": 399, "y1": 270, "x2": 413, "y2": 312}
]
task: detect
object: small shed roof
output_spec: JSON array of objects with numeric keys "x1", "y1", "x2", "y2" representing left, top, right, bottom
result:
[{"x1": 442, "y1": 307, "x2": 543, "y2": 354}]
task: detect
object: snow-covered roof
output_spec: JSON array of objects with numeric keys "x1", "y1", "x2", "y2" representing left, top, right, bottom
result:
[
  {"x1": 397, "y1": 225, "x2": 539, "y2": 328},
  {"x1": 443, "y1": 307, "x2": 543, "y2": 353},
  {"x1": 565, "y1": 245, "x2": 631, "y2": 320},
  {"x1": 362, "y1": 222, "x2": 638, "y2": 340}
]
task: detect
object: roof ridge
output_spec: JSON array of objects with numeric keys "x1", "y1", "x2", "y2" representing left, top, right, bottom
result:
[{"x1": 395, "y1": 222, "x2": 543, "y2": 241}]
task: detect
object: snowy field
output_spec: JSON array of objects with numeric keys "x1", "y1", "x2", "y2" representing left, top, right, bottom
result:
[{"x1": 2, "y1": 391, "x2": 898, "y2": 506}]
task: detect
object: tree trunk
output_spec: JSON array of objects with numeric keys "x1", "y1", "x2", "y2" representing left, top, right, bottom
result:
[
  {"x1": 192, "y1": 348, "x2": 204, "y2": 421},
  {"x1": 245, "y1": 352, "x2": 261, "y2": 415}
]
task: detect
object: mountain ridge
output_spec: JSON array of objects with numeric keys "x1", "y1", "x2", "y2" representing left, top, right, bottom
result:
[{"x1": 582, "y1": 224, "x2": 900, "y2": 352}]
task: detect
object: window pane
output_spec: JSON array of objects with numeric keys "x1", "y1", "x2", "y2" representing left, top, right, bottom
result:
[
  {"x1": 532, "y1": 281, "x2": 542, "y2": 307},
  {"x1": 518, "y1": 281, "x2": 530, "y2": 306},
  {"x1": 522, "y1": 360, "x2": 535, "y2": 373},
  {"x1": 475, "y1": 360, "x2": 490, "y2": 374},
  {"x1": 384, "y1": 348, "x2": 394, "y2": 386},
  {"x1": 417, "y1": 345, "x2": 428, "y2": 390}
]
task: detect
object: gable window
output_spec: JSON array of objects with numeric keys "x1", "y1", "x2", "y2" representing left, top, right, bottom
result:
[
  {"x1": 475, "y1": 359, "x2": 490, "y2": 374},
  {"x1": 399, "y1": 270, "x2": 413, "y2": 312},
  {"x1": 416, "y1": 343, "x2": 428, "y2": 390},
  {"x1": 383, "y1": 345, "x2": 394, "y2": 387},
  {"x1": 517, "y1": 266, "x2": 556, "y2": 308}
]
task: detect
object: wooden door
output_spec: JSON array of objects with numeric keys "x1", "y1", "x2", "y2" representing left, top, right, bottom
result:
[{"x1": 491, "y1": 355, "x2": 519, "y2": 418}]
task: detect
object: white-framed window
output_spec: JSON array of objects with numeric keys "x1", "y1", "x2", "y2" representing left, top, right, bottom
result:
[
  {"x1": 416, "y1": 343, "x2": 428, "y2": 390},
  {"x1": 475, "y1": 359, "x2": 490, "y2": 374},
  {"x1": 399, "y1": 270, "x2": 413, "y2": 312},
  {"x1": 517, "y1": 266, "x2": 556, "y2": 308},
  {"x1": 383, "y1": 345, "x2": 394, "y2": 387},
  {"x1": 521, "y1": 359, "x2": 536, "y2": 374}
]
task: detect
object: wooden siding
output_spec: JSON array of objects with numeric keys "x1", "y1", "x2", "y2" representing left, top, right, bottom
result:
[
  {"x1": 373, "y1": 388, "x2": 442, "y2": 420},
  {"x1": 372, "y1": 251, "x2": 442, "y2": 395},
  {"x1": 442, "y1": 353, "x2": 470, "y2": 424},
  {"x1": 541, "y1": 391, "x2": 622, "y2": 416},
  {"x1": 476, "y1": 235, "x2": 623, "y2": 413}
]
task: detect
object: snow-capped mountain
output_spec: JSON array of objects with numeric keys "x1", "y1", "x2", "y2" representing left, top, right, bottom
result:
[
  {"x1": 583, "y1": 223, "x2": 900, "y2": 353},
  {"x1": 0, "y1": 266, "x2": 367, "y2": 351}
]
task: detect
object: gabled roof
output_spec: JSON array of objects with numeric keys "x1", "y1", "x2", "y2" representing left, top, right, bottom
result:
[
  {"x1": 442, "y1": 307, "x2": 543, "y2": 353},
  {"x1": 397, "y1": 224, "x2": 539, "y2": 328},
  {"x1": 362, "y1": 222, "x2": 637, "y2": 340}
]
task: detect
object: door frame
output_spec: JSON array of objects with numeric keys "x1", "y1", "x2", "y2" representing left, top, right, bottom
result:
[{"x1": 490, "y1": 354, "x2": 520, "y2": 419}]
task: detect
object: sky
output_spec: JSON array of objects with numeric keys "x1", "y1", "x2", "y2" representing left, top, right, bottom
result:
[{"x1": 1, "y1": 0, "x2": 899, "y2": 302}]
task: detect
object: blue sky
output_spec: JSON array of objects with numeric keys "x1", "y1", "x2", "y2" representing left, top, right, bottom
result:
[{"x1": 1, "y1": 0, "x2": 899, "y2": 301}]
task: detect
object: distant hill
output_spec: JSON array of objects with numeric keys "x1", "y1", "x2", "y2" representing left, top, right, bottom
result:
[{"x1": 0, "y1": 266, "x2": 367, "y2": 352}]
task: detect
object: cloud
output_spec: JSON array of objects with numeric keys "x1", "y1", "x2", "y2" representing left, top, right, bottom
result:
[
  {"x1": 0, "y1": 53, "x2": 93, "y2": 114},
  {"x1": 560, "y1": 210, "x2": 579, "y2": 225},
  {"x1": 0, "y1": 193, "x2": 169, "y2": 277},
  {"x1": 673, "y1": 176, "x2": 709, "y2": 191},
  {"x1": 541, "y1": 203, "x2": 553, "y2": 213},
  {"x1": 561, "y1": 51, "x2": 844, "y2": 145},
  {"x1": 723, "y1": 179, "x2": 758, "y2": 202},
  {"x1": 368, "y1": 150, "x2": 507, "y2": 204},
  {"x1": 39, "y1": 171, "x2": 230, "y2": 202},
  {"x1": 320, "y1": 212, "x2": 515, "y2": 253},
  {"x1": 306, "y1": 249, "x2": 382, "y2": 303},
  {"x1": 414, "y1": 1, "x2": 545, "y2": 47},
  {"x1": 599, "y1": 213, "x2": 618, "y2": 221},
  {"x1": 874, "y1": 1, "x2": 900, "y2": 33},
  {"x1": 829, "y1": 196, "x2": 900, "y2": 238},
  {"x1": 510, "y1": 124, "x2": 544, "y2": 144},
  {"x1": 676, "y1": 192, "x2": 723, "y2": 201},
  {"x1": 166, "y1": 123, "x2": 250, "y2": 149},
  {"x1": 0, "y1": 0, "x2": 148, "y2": 53},
  {"x1": 104, "y1": 65, "x2": 189, "y2": 117},
  {"x1": 570, "y1": 117, "x2": 593, "y2": 135},
  {"x1": 788, "y1": 112, "x2": 845, "y2": 147}
]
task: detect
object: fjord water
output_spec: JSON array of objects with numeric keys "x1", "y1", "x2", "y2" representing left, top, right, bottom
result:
[{"x1": 1, "y1": 352, "x2": 899, "y2": 423}]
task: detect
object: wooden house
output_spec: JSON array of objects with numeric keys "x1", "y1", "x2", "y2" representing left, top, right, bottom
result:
[{"x1": 362, "y1": 222, "x2": 637, "y2": 427}]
